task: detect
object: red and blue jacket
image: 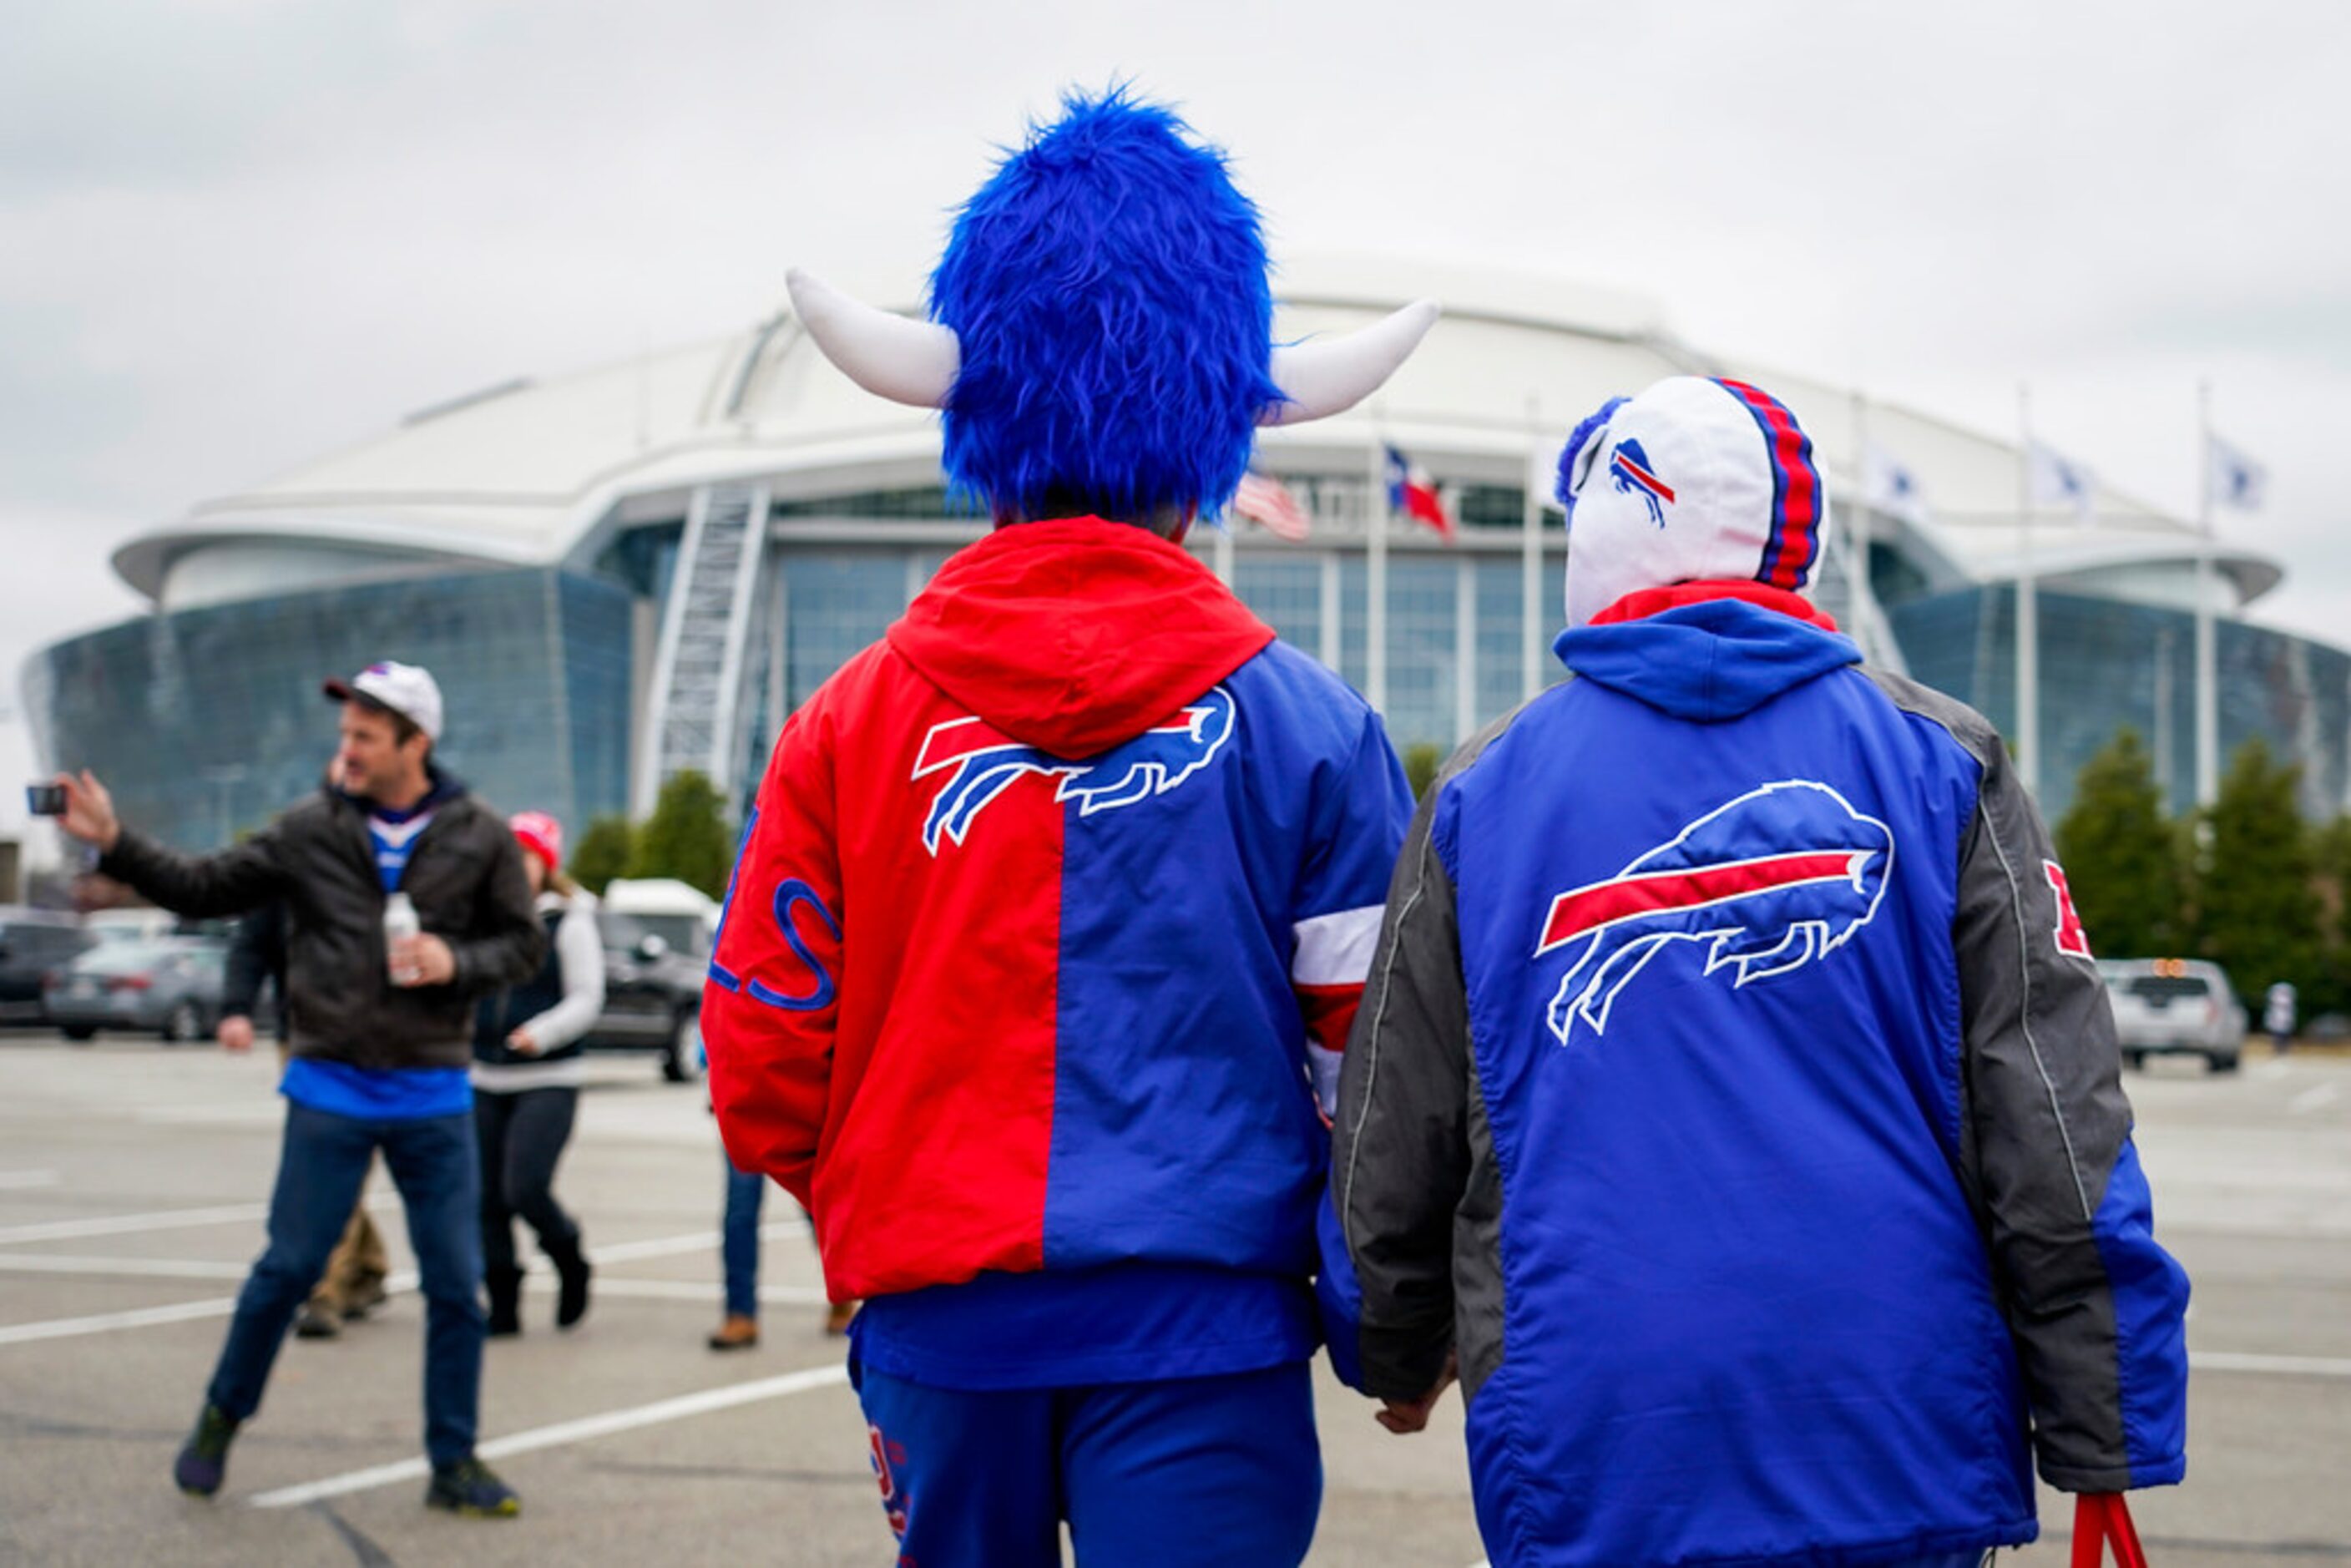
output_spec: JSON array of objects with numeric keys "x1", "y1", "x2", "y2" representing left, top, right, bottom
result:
[{"x1": 706, "y1": 518, "x2": 1412, "y2": 1388}]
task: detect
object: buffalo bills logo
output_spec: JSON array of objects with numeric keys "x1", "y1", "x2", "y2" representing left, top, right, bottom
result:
[
  {"x1": 913, "y1": 685, "x2": 1237, "y2": 854},
  {"x1": 1609, "y1": 438, "x2": 1675, "y2": 525},
  {"x1": 1537, "y1": 780, "x2": 1893, "y2": 1041}
]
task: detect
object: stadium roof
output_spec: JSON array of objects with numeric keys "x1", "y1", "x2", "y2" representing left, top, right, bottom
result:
[{"x1": 113, "y1": 257, "x2": 2282, "y2": 612}]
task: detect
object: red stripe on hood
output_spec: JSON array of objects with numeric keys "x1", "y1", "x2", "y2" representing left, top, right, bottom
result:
[
  {"x1": 887, "y1": 518, "x2": 1276, "y2": 760},
  {"x1": 1589, "y1": 579, "x2": 1839, "y2": 630}
]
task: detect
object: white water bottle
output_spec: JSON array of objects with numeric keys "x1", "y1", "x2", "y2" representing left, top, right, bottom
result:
[{"x1": 384, "y1": 891, "x2": 420, "y2": 984}]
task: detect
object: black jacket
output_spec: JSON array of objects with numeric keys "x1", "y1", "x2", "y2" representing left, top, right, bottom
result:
[
  {"x1": 222, "y1": 899, "x2": 289, "y2": 1044},
  {"x1": 99, "y1": 772, "x2": 544, "y2": 1071}
]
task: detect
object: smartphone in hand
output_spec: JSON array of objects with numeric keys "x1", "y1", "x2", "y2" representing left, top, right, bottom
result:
[{"x1": 25, "y1": 783, "x2": 65, "y2": 816}]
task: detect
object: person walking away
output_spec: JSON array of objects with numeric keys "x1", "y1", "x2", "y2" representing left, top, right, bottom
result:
[
  {"x1": 472, "y1": 811, "x2": 604, "y2": 1335},
  {"x1": 705, "y1": 91, "x2": 1426, "y2": 1565},
  {"x1": 2266, "y1": 980, "x2": 2297, "y2": 1057},
  {"x1": 705, "y1": 1151, "x2": 851, "y2": 1350},
  {"x1": 52, "y1": 659, "x2": 544, "y2": 1518},
  {"x1": 1329, "y1": 377, "x2": 2191, "y2": 1568},
  {"x1": 220, "y1": 898, "x2": 392, "y2": 1338}
]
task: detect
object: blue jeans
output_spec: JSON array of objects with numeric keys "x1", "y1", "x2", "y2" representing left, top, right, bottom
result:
[
  {"x1": 207, "y1": 1101, "x2": 484, "y2": 1464},
  {"x1": 721, "y1": 1156, "x2": 765, "y2": 1318},
  {"x1": 852, "y1": 1358, "x2": 1321, "y2": 1567}
]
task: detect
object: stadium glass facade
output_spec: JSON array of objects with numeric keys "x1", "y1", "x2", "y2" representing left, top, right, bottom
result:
[
  {"x1": 27, "y1": 569, "x2": 634, "y2": 852},
  {"x1": 1892, "y1": 584, "x2": 2351, "y2": 822},
  {"x1": 26, "y1": 483, "x2": 2351, "y2": 857}
]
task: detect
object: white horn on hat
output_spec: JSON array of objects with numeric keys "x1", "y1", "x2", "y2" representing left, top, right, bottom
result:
[
  {"x1": 1261, "y1": 300, "x2": 1442, "y2": 427},
  {"x1": 786, "y1": 269, "x2": 961, "y2": 409}
]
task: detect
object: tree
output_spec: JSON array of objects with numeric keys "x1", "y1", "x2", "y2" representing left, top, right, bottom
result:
[
  {"x1": 2193, "y1": 739, "x2": 2322, "y2": 1011},
  {"x1": 629, "y1": 770, "x2": 735, "y2": 899},
  {"x1": 2053, "y1": 728, "x2": 2182, "y2": 959},
  {"x1": 569, "y1": 815, "x2": 636, "y2": 897},
  {"x1": 1403, "y1": 742, "x2": 1444, "y2": 802}
]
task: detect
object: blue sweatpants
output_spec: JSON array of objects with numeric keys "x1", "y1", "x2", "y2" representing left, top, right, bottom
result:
[{"x1": 852, "y1": 1358, "x2": 1322, "y2": 1566}]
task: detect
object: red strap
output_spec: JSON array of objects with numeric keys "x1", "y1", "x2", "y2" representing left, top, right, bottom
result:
[{"x1": 2073, "y1": 1495, "x2": 2150, "y2": 1568}]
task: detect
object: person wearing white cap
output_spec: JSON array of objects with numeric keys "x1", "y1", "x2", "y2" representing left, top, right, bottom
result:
[
  {"x1": 1327, "y1": 377, "x2": 2190, "y2": 1568},
  {"x1": 51, "y1": 657, "x2": 544, "y2": 1517}
]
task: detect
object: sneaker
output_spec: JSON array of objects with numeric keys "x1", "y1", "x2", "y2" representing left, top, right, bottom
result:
[
  {"x1": 706, "y1": 1313, "x2": 759, "y2": 1352},
  {"x1": 425, "y1": 1457, "x2": 520, "y2": 1518},
  {"x1": 294, "y1": 1301, "x2": 341, "y2": 1340},
  {"x1": 173, "y1": 1404, "x2": 239, "y2": 1497}
]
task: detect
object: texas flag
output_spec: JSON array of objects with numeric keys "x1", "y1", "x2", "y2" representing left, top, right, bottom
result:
[{"x1": 1384, "y1": 445, "x2": 1456, "y2": 541}]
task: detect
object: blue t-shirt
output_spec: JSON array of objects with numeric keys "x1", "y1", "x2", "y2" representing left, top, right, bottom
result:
[{"x1": 281, "y1": 794, "x2": 468, "y2": 1120}]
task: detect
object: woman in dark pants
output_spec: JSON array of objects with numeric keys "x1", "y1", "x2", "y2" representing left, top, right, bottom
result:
[{"x1": 473, "y1": 812, "x2": 605, "y2": 1335}]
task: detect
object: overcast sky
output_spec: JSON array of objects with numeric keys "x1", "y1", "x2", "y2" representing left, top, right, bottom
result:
[{"x1": 4, "y1": 0, "x2": 2348, "y2": 847}]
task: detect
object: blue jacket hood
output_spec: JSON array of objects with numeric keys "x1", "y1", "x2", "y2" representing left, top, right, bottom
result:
[{"x1": 1555, "y1": 598, "x2": 1862, "y2": 722}]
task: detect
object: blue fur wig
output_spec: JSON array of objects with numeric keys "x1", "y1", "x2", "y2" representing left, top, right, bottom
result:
[{"x1": 929, "y1": 88, "x2": 1282, "y2": 521}]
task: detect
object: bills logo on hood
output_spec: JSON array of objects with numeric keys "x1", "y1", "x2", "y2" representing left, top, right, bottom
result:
[
  {"x1": 1608, "y1": 437, "x2": 1675, "y2": 526},
  {"x1": 913, "y1": 686, "x2": 1237, "y2": 854},
  {"x1": 1537, "y1": 780, "x2": 1893, "y2": 1040}
]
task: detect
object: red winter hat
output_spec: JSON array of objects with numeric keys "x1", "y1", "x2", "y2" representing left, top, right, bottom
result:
[{"x1": 510, "y1": 811, "x2": 563, "y2": 871}]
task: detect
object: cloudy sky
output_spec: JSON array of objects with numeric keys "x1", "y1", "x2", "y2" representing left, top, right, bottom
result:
[{"x1": 4, "y1": 0, "x2": 2347, "y2": 846}]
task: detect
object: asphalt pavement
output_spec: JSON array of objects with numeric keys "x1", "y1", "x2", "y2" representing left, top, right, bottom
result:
[{"x1": 0, "y1": 1029, "x2": 2345, "y2": 1565}]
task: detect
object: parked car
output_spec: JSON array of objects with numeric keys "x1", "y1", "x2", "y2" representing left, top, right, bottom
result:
[
  {"x1": 580, "y1": 909, "x2": 707, "y2": 1082},
  {"x1": 44, "y1": 937, "x2": 236, "y2": 1043},
  {"x1": 0, "y1": 908, "x2": 97, "y2": 1024},
  {"x1": 2101, "y1": 958, "x2": 2246, "y2": 1073},
  {"x1": 601, "y1": 878, "x2": 720, "y2": 954}
]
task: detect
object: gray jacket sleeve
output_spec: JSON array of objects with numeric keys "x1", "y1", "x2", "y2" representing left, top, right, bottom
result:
[
  {"x1": 1949, "y1": 726, "x2": 2191, "y2": 1490},
  {"x1": 1332, "y1": 782, "x2": 1474, "y2": 1402}
]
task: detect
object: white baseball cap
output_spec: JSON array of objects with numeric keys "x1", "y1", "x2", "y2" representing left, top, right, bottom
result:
[
  {"x1": 1554, "y1": 376, "x2": 1833, "y2": 628},
  {"x1": 323, "y1": 660, "x2": 444, "y2": 743}
]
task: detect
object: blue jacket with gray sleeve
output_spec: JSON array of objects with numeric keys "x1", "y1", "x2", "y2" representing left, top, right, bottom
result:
[{"x1": 1327, "y1": 593, "x2": 2190, "y2": 1568}]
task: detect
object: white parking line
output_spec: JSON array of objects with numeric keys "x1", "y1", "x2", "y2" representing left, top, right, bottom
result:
[
  {"x1": 0, "y1": 1296, "x2": 239, "y2": 1346},
  {"x1": 2192, "y1": 1350, "x2": 2351, "y2": 1379},
  {"x1": 0, "y1": 1253, "x2": 249, "y2": 1281},
  {"x1": 2288, "y1": 1083, "x2": 2341, "y2": 1114},
  {"x1": 249, "y1": 1362, "x2": 852, "y2": 1509},
  {"x1": 0, "y1": 1170, "x2": 60, "y2": 1190},
  {"x1": 0, "y1": 1202, "x2": 271, "y2": 1246}
]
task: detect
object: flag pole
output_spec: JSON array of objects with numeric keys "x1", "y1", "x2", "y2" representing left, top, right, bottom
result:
[
  {"x1": 1523, "y1": 394, "x2": 1545, "y2": 703},
  {"x1": 2016, "y1": 382, "x2": 2040, "y2": 799},
  {"x1": 1848, "y1": 390, "x2": 1879, "y2": 656},
  {"x1": 2194, "y1": 378, "x2": 2219, "y2": 807},
  {"x1": 1366, "y1": 412, "x2": 1388, "y2": 713}
]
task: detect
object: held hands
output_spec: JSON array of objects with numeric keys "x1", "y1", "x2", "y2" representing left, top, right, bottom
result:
[
  {"x1": 389, "y1": 933, "x2": 456, "y2": 989},
  {"x1": 54, "y1": 771, "x2": 121, "y2": 853},
  {"x1": 215, "y1": 1015, "x2": 255, "y2": 1054},
  {"x1": 1376, "y1": 1353, "x2": 1459, "y2": 1435}
]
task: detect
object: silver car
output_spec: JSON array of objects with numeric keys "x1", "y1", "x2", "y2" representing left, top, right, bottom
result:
[
  {"x1": 43, "y1": 938, "x2": 233, "y2": 1044},
  {"x1": 2101, "y1": 959, "x2": 2246, "y2": 1074}
]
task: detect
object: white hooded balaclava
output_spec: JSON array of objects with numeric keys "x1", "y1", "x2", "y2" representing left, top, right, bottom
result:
[{"x1": 1555, "y1": 376, "x2": 1833, "y2": 628}]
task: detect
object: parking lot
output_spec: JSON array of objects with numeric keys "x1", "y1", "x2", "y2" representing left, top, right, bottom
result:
[{"x1": 0, "y1": 1030, "x2": 2346, "y2": 1566}]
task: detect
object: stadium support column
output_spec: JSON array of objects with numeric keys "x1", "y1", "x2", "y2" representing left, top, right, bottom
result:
[
  {"x1": 1523, "y1": 396, "x2": 1545, "y2": 703},
  {"x1": 2015, "y1": 384, "x2": 2040, "y2": 800},
  {"x1": 2194, "y1": 379, "x2": 2220, "y2": 808},
  {"x1": 1366, "y1": 416, "x2": 1388, "y2": 713}
]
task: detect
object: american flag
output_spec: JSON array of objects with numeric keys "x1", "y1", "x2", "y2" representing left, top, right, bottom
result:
[{"x1": 1232, "y1": 472, "x2": 1310, "y2": 541}]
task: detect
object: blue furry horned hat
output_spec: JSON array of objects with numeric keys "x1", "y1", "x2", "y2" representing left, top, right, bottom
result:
[{"x1": 787, "y1": 89, "x2": 1438, "y2": 522}]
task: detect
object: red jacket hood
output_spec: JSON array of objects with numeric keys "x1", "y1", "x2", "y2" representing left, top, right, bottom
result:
[{"x1": 887, "y1": 518, "x2": 1276, "y2": 759}]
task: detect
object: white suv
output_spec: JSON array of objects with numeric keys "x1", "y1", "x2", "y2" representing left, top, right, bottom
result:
[{"x1": 2100, "y1": 959, "x2": 2246, "y2": 1074}]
